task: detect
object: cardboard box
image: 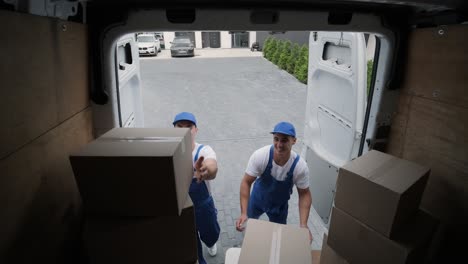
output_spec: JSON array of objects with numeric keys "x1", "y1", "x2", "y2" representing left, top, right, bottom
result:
[
  {"x1": 334, "y1": 150, "x2": 430, "y2": 238},
  {"x1": 328, "y1": 207, "x2": 438, "y2": 264},
  {"x1": 238, "y1": 219, "x2": 311, "y2": 264},
  {"x1": 83, "y1": 198, "x2": 198, "y2": 264},
  {"x1": 70, "y1": 128, "x2": 193, "y2": 216},
  {"x1": 320, "y1": 234, "x2": 348, "y2": 264}
]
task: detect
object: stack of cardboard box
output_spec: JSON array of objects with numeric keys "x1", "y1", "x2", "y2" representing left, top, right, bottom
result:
[
  {"x1": 69, "y1": 128, "x2": 198, "y2": 264},
  {"x1": 321, "y1": 150, "x2": 439, "y2": 264}
]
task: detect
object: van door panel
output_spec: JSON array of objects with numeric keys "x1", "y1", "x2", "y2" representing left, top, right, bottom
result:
[{"x1": 304, "y1": 32, "x2": 367, "y2": 223}]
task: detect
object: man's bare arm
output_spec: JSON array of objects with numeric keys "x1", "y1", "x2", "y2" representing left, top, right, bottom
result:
[
  {"x1": 236, "y1": 174, "x2": 256, "y2": 231},
  {"x1": 297, "y1": 187, "x2": 313, "y2": 242},
  {"x1": 195, "y1": 157, "x2": 218, "y2": 181}
]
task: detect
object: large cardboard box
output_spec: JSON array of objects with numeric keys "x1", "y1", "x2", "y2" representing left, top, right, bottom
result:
[
  {"x1": 320, "y1": 234, "x2": 349, "y2": 264},
  {"x1": 70, "y1": 128, "x2": 193, "y2": 216},
  {"x1": 328, "y1": 207, "x2": 438, "y2": 264},
  {"x1": 334, "y1": 150, "x2": 430, "y2": 238},
  {"x1": 238, "y1": 219, "x2": 311, "y2": 264},
  {"x1": 83, "y1": 198, "x2": 198, "y2": 264}
]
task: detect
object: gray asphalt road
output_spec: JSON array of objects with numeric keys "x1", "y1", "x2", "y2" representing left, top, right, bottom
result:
[{"x1": 140, "y1": 56, "x2": 325, "y2": 263}]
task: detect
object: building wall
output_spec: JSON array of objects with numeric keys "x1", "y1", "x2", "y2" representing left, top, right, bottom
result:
[
  {"x1": 195, "y1": 31, "x2": 203, "y2": 49},
  {"x1": 163, "y1": 32, "x2": 175, "y2": 49},
  {"x1": 221, "y1": 31, "x2": 231, "y2": 48},
  {"x1": 249, "y1": 31, "x2": 257, "y2": 47},
  {"x1": 0, "y1": 10, "x2": 93, "y2": 263},
  {"x1": 164, "y1": 31, "x2": 260, "y2": 49},
  {"x1": 366, "y1": 34, "x2": 376, "y2": 62},
  {"x1": 257, "y1": 31, "x2": 310, "y2": 48}
]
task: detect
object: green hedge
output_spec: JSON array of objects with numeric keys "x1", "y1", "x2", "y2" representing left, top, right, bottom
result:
[
  {"x1": 262, "y1": 38, "x2": 309, "y2": 84},
  {"x1": 367, "y1": 60, "x2": 374, "y2": 94},
  {"x1": 263, "y1": 38, "x2": 373, "y2": 87}
]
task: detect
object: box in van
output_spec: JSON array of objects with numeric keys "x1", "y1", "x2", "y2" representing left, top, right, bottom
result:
[
  {"x1": 83, "y1": 198, "x2": 197, "y2": 264},
  {"x1": 320, "y1": 234, "x2": 349, "y2": 264},
  {"x1": 328, "y1": 206, "x2": 438, "y2": 264},
  {"x1": 334, "y1": 150, "x2": 430, "y2": 238}
]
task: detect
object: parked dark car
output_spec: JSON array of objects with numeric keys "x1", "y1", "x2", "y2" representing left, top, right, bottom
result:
[
  {"x1": 170, "y1": 38, "x2": 195, "y2": 57},
  {"x1": 251, "y1": 41, "x2": 261, "y2": 51}
]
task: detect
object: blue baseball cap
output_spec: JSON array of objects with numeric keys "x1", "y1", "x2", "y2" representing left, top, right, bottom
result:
[
  {"x1": 173, "y1": 112, "x2": 197, "y2": 126},
  {"x1": 271, "y1": 122, "x2": 296, "y2": 137}
]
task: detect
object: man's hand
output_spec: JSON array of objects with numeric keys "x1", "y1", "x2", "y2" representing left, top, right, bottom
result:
[
  {"x1": 301, "y1": 224, "x2": 313, "y2": 244},
  {"x1": 194, "y1": 156, "x2": 206, "y2": 182},
  {"x1": 236, "y1": 214, "x2": 248, "y2": 232}
]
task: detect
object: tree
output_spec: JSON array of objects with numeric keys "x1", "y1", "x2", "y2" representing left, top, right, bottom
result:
[
  {"x1": 294, "y1": 45, "x2": 309, "y2": 84},
  {"x1": 266, "y1": 38, "x2": 278, "y2": 61},
  {"x1": 262, "y1": 37, "x2": 272, "y2": 59},
  {"x1": 286, "y1": 43, "x2": 300, "y2": 74},
  {"x1": 278, "y1": 40, "x2": 292, "y2": 70},
  {"x1": 271, "y1": 40, "x2": 285, "y2": 64}
]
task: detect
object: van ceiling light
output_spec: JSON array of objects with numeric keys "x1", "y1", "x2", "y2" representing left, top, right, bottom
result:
[
  {"x1": 251, "y1": 11, "x2": 279, "y2": 24},
  {"x1": 166, "y1": 9, "x2": 196, "y2": 23},
  {"x1": 328, "y1": 11, "x2": 353, "y2": 25}
]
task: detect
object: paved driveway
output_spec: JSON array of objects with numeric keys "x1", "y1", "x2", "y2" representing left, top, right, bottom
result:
[{"x1": 140, "y1": 52, "x2": 326, "y2": 264}]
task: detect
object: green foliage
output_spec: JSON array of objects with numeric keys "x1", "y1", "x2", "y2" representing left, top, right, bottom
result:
[
  {"x1": 294, "y1": 45, "x2": 309, "y2": 84},
  {"x1": 367, "y1": 60, "x2": 374, "y2": 94},
  {"x1": 278, "y1": 41, "x2": 292, "y2": 70},
  {"x1": 286, "y1": 43, "x2": 300, "y2": 74},
  {"x1": 262, "y1": 37, "x2": 273, "y2": 59},
  {"x1": 262, "y1": 37, "x2": 309, "y2": 84},
  {"x1": 271, "y1": 40, "x2": 285, "y2": 64},
  {"x1": 265, "y1": 38, "x2": 278, "y2": 61}
]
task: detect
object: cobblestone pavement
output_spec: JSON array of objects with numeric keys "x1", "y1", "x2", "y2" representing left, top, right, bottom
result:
[{"x1": 140, "y1": 52, "x2": 327, "y2": 263}]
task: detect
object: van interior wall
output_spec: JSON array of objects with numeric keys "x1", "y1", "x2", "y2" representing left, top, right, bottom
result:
[
  {"x1": 0, "y1": 11, "x2": 92, "y2": 262},
  {"x1": 387, "y1": 24, "x2": 468, "y2": 259}
]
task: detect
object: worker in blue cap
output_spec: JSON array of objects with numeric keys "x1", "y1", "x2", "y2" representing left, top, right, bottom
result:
[
  {"x1": 235, "y1": 122, "x2": 313, "y2": 242},
  {"x1": 173, "y1": 112, "x2": 220, "y2": 264}
]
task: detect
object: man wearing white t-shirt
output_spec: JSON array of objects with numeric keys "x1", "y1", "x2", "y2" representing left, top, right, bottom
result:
[
  {"x1": 173, "y1": 112, "x2": 220, "y2": 264},
  {"x1": 235, "y1": 122, "x2": 313, "y2": 242}
]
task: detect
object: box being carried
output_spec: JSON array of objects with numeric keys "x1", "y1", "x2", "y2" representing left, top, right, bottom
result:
[
  {"x1": 70, "y1": 128, "x2": 193, "y2": 217},
  {"x1": 334, "y1": 150, "x2": 430, "y2": 238},
  {"x1": 238, "y1": 219, "x2": 311, "y2": 264}
]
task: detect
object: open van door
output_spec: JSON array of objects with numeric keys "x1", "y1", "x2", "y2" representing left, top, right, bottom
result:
[
  {"x1": 115, "y1": 34, "x2": 144, "y2": 128},
  {"x1": 303, "y1": 32, "x2": 367, "y2": 224}
]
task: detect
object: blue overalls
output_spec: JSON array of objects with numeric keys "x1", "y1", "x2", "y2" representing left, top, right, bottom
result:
[
  {"x1": 189, "y1": 145, "x2": 220, "y2": 264},
  {"x1": 248, "y1": 145, "x2": 300, "y2": 224}
]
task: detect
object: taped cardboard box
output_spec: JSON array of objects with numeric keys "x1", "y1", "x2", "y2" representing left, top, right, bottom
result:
[
  {"x1": 320, "y1": 234, "x2": 348, "y2": 264},
  {"x1": 83, "y1": 198, "x2": 197, "y2": 264},
  {"x1": 328, "y1": 207, "x2": 438, "y2": 264},
  {"x1": 238, "y1": 219, "x2": 311, "y2": 264},
  {"x1": 70, "y1": 128, "x2": 193, "y2": 216},
  {"x1": 334, "y1": 150, "x2": 430, "y2": 238}
]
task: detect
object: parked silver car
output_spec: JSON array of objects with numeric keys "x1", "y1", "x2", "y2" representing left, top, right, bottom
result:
[{"x1": 170, "y1": 38, "x2": 195, "y2": 57}]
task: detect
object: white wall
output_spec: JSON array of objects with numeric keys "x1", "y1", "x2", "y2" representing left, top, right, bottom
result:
[
  {"x1": 221, "y1": 31, "x2": 231, "y2": 48},
  {"x1": 366, "y1": 34, "x2": 376, "y2": 62},
  {"x1": 163, "y1": 32, "x2": 175, "y2": 49},
  {"x1": 249, "y1": 31, "x2": 256, "y2": 47},
  {"x1": 195, "y1": 31, "x2": 202, "y2": 49}
]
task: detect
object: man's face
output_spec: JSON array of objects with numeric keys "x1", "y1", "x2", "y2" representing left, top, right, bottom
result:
[
  {"x1": 174, "y1": 120, "x2": 198, "y2": 139},
  {"x1": 273, "y1": 133, "x2": 296, "y2": 156}
]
